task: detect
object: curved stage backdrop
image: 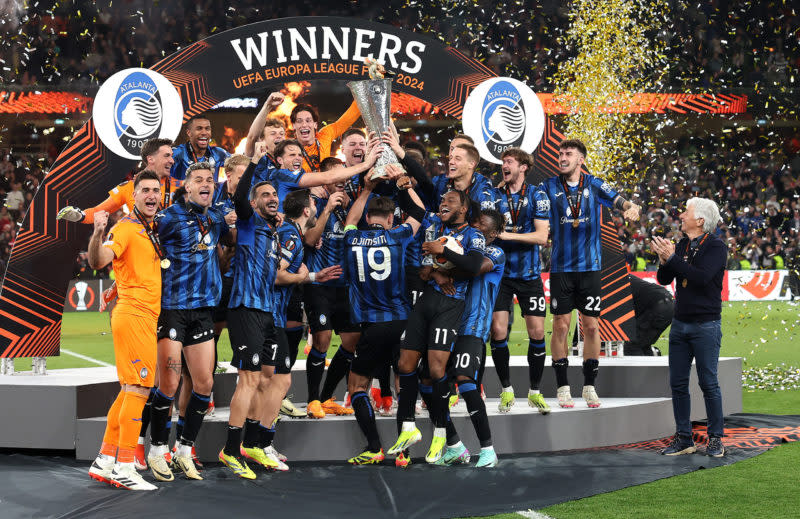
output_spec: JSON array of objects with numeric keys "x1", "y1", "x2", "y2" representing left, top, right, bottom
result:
[{"x1": 0, "y1": 17, "x2": 634, "y2": 358}]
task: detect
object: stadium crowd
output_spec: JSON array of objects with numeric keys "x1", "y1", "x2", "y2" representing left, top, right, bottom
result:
[{"x1": 2, "y1": 0, "x2": 796, "y2": 91}]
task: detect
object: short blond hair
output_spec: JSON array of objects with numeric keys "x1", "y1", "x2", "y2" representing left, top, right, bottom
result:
[{"x1": 224, "y1": 154, "x2": 250, "y2": 173}]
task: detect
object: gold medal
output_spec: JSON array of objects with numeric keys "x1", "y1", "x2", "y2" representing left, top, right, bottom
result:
[
  {"x1": 161, "y1": 258, "x2": 171, "y2": 269},
  {"x1": 572, "y1": 220, "x2": 580, "y2": 229},
  {"x1": 681, "y1": 278, "x2": 687, "y2": 288},
  {"x1": 512, "y1": 225, "x2": 518, "y2": 233}
]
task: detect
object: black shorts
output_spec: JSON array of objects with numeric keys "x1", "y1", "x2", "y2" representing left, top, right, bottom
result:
[
  {"x1": 157, "y1": 308, "x2": 214, "y2": 346},
  {"x1": 273, "y1": 327, "x2": 294, "y2": 374},
  {"x1": 549, "y1": 271, "x2": 602, "y2": 317},
  {"x1": 450, "y1": 335, "x2": 485, "y2": 381},
  {"x1": 286, "y1": 286, "x2": 304, "y2": 324},
  {"x1": 212, "y1": 275, "x2": 234, "y2": 323},
  {"x1": 304, "y1": 284, "x2": 360, "y2": 334},
  {"x1": 493, "y1": 277, "x2": 546, "y2": 317},
  {"x1": 405, "y1": 265, "x2": 426, "y2": 307},
  {"x1": 402, "y1": 290, "x2": 464, "y2": 353},
  {"x1": 228, "y1": 307, "x2": 278, "y2": 372},
  {"x1": 351, "y1": 320, "x2": 407, "y2": 378}
]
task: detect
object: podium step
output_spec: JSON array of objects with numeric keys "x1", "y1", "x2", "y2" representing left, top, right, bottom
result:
[{"x1": 76, "y1": 397, "x2": 676, "y2": 462}]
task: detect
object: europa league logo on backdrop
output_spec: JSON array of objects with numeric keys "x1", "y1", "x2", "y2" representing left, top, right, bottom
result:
[
  {"x1": 92, "y1": 68, "x2": 183, "y2": 161},
  {"x1": 462, "y1": 77, "x2": 546, "y2": 164},
  {"x1": 68, "y1": 281, "x2": 95, "y2": 311}
]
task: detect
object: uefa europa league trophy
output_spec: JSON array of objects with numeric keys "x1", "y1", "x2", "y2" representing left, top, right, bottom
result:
[{"x1": 347, "y1": 70, "x2": 403, "y2": 179}]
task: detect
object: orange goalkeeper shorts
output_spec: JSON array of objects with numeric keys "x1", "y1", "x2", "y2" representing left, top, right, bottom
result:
[{"x1": 111, "y1": 309, "x2": 157, "y2": 387}]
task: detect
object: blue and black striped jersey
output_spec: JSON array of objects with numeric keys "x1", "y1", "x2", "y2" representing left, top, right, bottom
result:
[
  {"x1": 156, "y1": 202, "x2": 229, "y2": 309},
  {"x1": 404, "y1": 211, "x2": 437, "y2": 269},
  {"x1": 493, "y1": 184, "x2": 550, "y2": 280},
  {"x1": 539, "y1": 173, "x2": 619, "y2": 273},
  {"x1": 212, "y1": 188, "x2": 236, "y2": 279},
  {"x1": 428, "y1": 173, "x2": 496, "y2": 212},
  {"x1": 268, "y1": 168, "x2": 306, "y2": 212},
  {"x1": 344, "y1": 223, "x2": 415, "y2": 323},
  {"x1": 273, "y1": 221, "x2": 305, "y2": 328},
  {"x1": 170, "y1": 143, "x2": 229, "y2": 182},
  {"x1": 305, "y1": 195, "x2": 347, "y2": 287},
  {"x1": 228, "y1": 211, "x2": 280, "y2": 313},
  {"x1": 253, "y1": 154, "x2": 278, "y2": 185},
  {"x1": 459, "y1": 245, "x2": 506, "y2": 340},
  {"x1": 421, "y1": 215, "x2": 486, "y2": 300}
]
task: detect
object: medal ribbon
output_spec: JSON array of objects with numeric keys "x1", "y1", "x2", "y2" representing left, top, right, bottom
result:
[
  {"x1": 133, "y1": 206, "x2": 167, "y2": 262},
  {"x1": 439, "y1": 222, "x2": 468, "y2": 238},
  {"x1": 559, "y1": 174, "x2": 585, "y2": 225},
  {"x1": 505, "y1": 183, "x2": 527, "y2": 230},
  {"x1": 161, "y1": 176, "x2": 171, "y2": 210},
  {"x1": 300, "y1": 139, "x2": 321, "y2": 171},
  {"x1": 683, "y1": 233, "x2": 709, "y2": 265}
]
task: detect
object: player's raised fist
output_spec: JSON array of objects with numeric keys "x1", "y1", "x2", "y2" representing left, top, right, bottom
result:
[
  {"x1": 56, "y1": 205, "x2": 85, "y2": 222},
  {"x1": 267, "y1": 91, "x2": 285, "y2": 109},
  {"x1": 252, "y1": 141, "x2": 268, "y2": 162},
  {"x1": 93, "y1": 210, "x2": 109, "y2": 234}
]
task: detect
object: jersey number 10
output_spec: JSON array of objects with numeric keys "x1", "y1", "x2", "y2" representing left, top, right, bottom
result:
[{"x1": 352, "y1": 246, "x2": 392, "y2": 282}]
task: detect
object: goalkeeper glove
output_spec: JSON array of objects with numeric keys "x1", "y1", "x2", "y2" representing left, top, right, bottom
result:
[{"x1": 56, "y1": 206, "x2": 85, "y2": 222}]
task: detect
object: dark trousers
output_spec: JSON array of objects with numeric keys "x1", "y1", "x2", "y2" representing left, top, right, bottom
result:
[
  {"x1": 668, "y1": 318, "x2": 724, "y2": 438},
  {"x1": 624, "y1": 296, "x2": 673, "y2": 355}
]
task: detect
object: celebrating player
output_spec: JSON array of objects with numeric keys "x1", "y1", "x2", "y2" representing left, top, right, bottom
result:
[
  {"x1": 301, "y1": 158, "x2": 362, "y2": 418},
  {"x1": 429, "y1": 140, "x2": 495, "y2": 211},
  {"x1": 538, "y1": 139, "x2": 640, "y2": 408},
  {"x1": 341, "y1": 166, "x2": 422, "y2": 465},
  {"x1": 291, "y1": 100, "x2": 361, "y2": 172},
  {"x1": 436, "y1": 208, "x2": 506, "y2": 467},
  {"x1": 219, "y1": 155, "x2": 290, "y2": 478},
  {"x1": 490, "y1": 148, "x2": 551, "y2": 413},
  {"x1": 86, "y1": 170, "x2": 163, "y2": 490},
  {"x1": 388, "y1": 189, "x2": 486, "y2": 464},
  {"x1": 171, "y1": 115, "x2": 230, "y2": 181},
  {"x1": 244, "y1": 92, "x2": 287, "y2": 184},
  {"x1": 146, "y1": 162, "x2": 232, "y2": 481}
]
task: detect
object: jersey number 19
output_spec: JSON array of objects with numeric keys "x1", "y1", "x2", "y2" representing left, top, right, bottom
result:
[{"x1": 352, "y1": 246, "x2": 392, "y2": 282}]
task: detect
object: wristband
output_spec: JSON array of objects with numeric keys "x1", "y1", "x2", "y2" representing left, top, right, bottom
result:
[{"x1": 308, "y1": 272, "x2": 316, "y2": 283}]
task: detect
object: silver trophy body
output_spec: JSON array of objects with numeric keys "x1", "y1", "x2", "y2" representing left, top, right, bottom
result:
[{"x1": 347, "y1": 79, "x2": 402, "y2": 178}]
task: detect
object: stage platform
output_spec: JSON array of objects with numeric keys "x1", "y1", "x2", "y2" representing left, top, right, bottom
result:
[
  {"x1": 75, "y1": 397, "x2": 676, "y2": 462},
  {"x1": 0, "y1": 356, "x2": 742, "y2": 460}
]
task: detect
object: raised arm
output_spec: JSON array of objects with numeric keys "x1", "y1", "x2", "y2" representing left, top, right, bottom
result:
[
  {"x1": 233, "y1": 158, "x2": 257, "y2": 221},
  {"x1": 87, "y1": 211, "x2": 115, "y2": 269},
  {"x1": 244, "y1": 92, "x2": 285, "y2": 157},
  {"x1": 319, "y1": 100, "x2": 362, "y2": 141},
  {"x1": 296, "y1": 143, "x2": 382, "y2": 188},
  {"x1": 304, "y1": 192, "x2": 347, "y2": 247},
  {"x1": 345, "y1": 173, "x2": 375, "y2": 228}
]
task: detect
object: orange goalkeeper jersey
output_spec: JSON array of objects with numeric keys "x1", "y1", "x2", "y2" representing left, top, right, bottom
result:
[
  {"x1": 300, "y1": 101, "x2": 362, "y2": 172},
  {"x1": 102, "y1": 215, "x2": 161, "y2": 319}
]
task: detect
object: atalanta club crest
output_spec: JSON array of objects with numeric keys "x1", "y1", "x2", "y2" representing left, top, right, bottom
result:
[
  {"x1": 462, "y1": 77, "x2": 546, "y2": 164},
  {"x1": 93, "y1": 68, "x2": 183, "y2": 160}
]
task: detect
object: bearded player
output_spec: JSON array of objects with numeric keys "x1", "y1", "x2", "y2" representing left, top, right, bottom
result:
[
  {"x1": 388, "y1": 189, "x2": 486, "y2": 463},
  {"x1": 171, "y1": 115, "x2": 230, "y2": 181},
  {"x1": 538, "y1": 139, "x2": 640, "y2": 408},
  {"x1": 86, "y1": 170, "x2": 163, "y2": 490}
]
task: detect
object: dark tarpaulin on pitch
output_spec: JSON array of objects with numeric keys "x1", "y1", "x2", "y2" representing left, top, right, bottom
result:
[{"x1": 2, "y1": 414, "x2": 798, "y2": 519}]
